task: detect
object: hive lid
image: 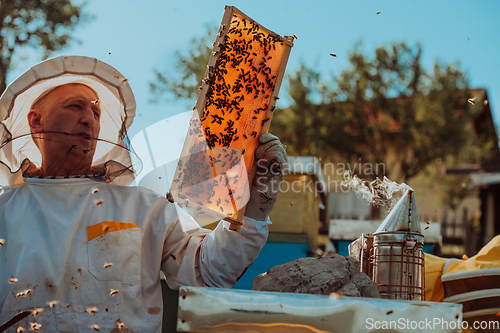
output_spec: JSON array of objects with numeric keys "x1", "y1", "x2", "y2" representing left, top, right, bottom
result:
[{"x1": 375, "y1": 190, "x2": 422, "y2": 234}]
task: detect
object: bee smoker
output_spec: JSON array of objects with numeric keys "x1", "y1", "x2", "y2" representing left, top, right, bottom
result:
[
  {"x1": 349, "y1": 189, "x2": 425, "y2": 300},
  {"x1": 371, "y1": 190, "x2": 425, "y2": 300}
]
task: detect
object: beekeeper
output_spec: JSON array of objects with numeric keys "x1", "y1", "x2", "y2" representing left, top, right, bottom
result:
[{"x1": 0, "y1": 56, "x2": 287, "y2": 332}]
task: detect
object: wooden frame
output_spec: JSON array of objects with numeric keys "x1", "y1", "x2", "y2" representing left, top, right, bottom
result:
[{"x1": 173, "y1": 6, "x2": 294, "y2": 232}]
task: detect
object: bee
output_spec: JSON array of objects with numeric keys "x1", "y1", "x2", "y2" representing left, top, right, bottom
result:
[
  {"x1": 91, "y1": 188, "x2": 99, "y2": 194},
  {"x1": 115, "y1": 319, "x2": 127, "y2": 330},
  {"x1": 293, "y1": 34, "x2": 297, "y2": 39},
  {"x1": 8, "y1": 277, "x2": 18, "y2": 284},
  {"x1": 91, "y1": 324, "x2": 100, "y2": 331},
  {"x1": 386, "y1": 310, "x2": 393, "y2": 315},
  {"x1": 103, "y1": 262, "x2": 113, "y2": 269},
  {"x1": 91, "y1": 100, "x2": 99, "y2": 105},
  {"x1": 87, "y1": 307, "x2": 98, "y2": 314},
  {"x1": 47, "y1": 300, "x2": 59, "y2": 308},
  {"x1": 94, "y1": 200, "x2": 103, "y2": 206},
  {"x1": 376, "y1": 11, "x2": 381, "y2": 15},
  {"x1": 468, "y1": 97, "x2": 476, "y2": 105},
  {"x1": 0, "y1": 238, "x2": 4, "y2": 246},
  {"x1": 102, "y1": 225, "x2": 110, "y2": 233},
  {"x1": 166, "y1": 192, "x2": 175, "y2": 203},
  {"x1": 424, "y1": 226, "x2": 429, "y2": 230},
  {"x1": 329, "y1": 292, "x2": 342, "y2": 299},
  {"x1": 32, "y1": 308, "x2": 44, "y2": 317},
  {"x1": 17, "y1": 327, "x2": 25, "y2": 333},
  {"x1": 110, "y1": 289, "x2": 119, "y2": 296},
  {"x1": 29, "y1": 323, "x2": 41, "y2": 332},
  {"x1": 330, "y1": 53, "x2": 337, "y2": 57}
]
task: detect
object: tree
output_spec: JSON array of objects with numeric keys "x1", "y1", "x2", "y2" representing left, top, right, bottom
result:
[
  {"x1": 0, "y1": 0, "x2": 90, "y2": 93},
  {"x1": 149, "y1": 30, "x2": 497, "y2": 183},
  {"x1": 273, "y1": 42, "x2": 497, "y2": 182},
  {"x1": 149, "y1": 24, "x2": 215, "y2": 106}
]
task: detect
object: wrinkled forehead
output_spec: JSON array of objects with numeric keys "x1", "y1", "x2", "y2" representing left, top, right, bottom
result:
[{"x1": 32, "y1": 83, "x2": 100, "y2": 109}]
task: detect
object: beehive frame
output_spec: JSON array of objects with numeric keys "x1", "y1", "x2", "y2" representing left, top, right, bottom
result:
[{"x1": 172, "y1": 6, "x2": 293, "y2": 231}]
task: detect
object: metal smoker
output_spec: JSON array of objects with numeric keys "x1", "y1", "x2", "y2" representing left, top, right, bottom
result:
[{"x1": 371, "y1": 189, "x2": 425, "y2": 300}]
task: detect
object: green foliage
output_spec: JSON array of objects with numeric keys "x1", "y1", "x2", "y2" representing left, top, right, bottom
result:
[
  {"x1": 149, "y1": 24, "x2": 215, "y2": 105},
  {"x1": 273, "y1": 42, "x2": 497, "y2": 182},
  {"x1": 0, "y1": 0, "x2": 90, "y2": 93},
  {"x1": 148, "y1": 28, "x2": 498, "y2": 189}
]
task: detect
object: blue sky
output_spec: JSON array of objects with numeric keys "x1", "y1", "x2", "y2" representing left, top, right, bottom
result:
[{"x1": 8, "y1": 0, "x2": 500, "y2": 140}]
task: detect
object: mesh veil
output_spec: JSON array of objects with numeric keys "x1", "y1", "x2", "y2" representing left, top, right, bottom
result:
[{"x1": 0, "y1": 56, "x2": 139, "y2": 185}]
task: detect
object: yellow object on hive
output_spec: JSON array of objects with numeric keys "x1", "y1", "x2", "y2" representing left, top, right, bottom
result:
[{"x1": 170, "y1": 6, "x2": 293, "y2": 229}]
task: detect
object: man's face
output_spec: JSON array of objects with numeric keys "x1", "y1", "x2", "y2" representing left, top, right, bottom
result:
[
  {"x1": 28, "y1": 84, "x2": 101, "y2": 175},
  {"x1": 32, "y1": 83, "x2": 101, "y2": 153}
]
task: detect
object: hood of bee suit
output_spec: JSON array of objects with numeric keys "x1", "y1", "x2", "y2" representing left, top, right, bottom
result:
[{"x1": 0, "y1": 55, "x2": 141, "y2": 186}]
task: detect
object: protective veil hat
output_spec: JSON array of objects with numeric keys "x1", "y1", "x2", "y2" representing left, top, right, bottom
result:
[{"x1": 0, "y1": 55, "x2": 139, "y2": 185}]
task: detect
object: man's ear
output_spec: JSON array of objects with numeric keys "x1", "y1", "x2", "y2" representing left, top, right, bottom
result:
[{"x1": 28, "y1": 110, "x2": 43, "y2": 131}]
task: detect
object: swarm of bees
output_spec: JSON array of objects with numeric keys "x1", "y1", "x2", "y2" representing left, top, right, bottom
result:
[{"x1": 172, "y1": 10, "x2": 290, "y2": 219}]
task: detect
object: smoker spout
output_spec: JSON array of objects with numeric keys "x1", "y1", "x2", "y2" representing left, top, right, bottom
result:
[{"x1": 375, "y1": 190, "x2": 422, "y2": 234}]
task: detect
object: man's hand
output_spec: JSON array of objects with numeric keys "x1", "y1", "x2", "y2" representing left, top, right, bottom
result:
[{"x1": 244, "y1": 133, "x2": 287, "y2": 221}]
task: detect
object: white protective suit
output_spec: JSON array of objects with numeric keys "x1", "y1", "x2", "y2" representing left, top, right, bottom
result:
[
  {"x1": 0, "y1": 56, "x2": 279, "y2": 332},
  {"x1": 0, "y1": 177, "x2": 270, "y2": 332}
]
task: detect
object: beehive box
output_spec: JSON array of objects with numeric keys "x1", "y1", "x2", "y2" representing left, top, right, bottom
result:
[
  {"x1": 269, "y1": 174, "x2": 320, "y2": 251},
  {"x1": 170, "y1": 6, "x2": 294, "y2": 230}
]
